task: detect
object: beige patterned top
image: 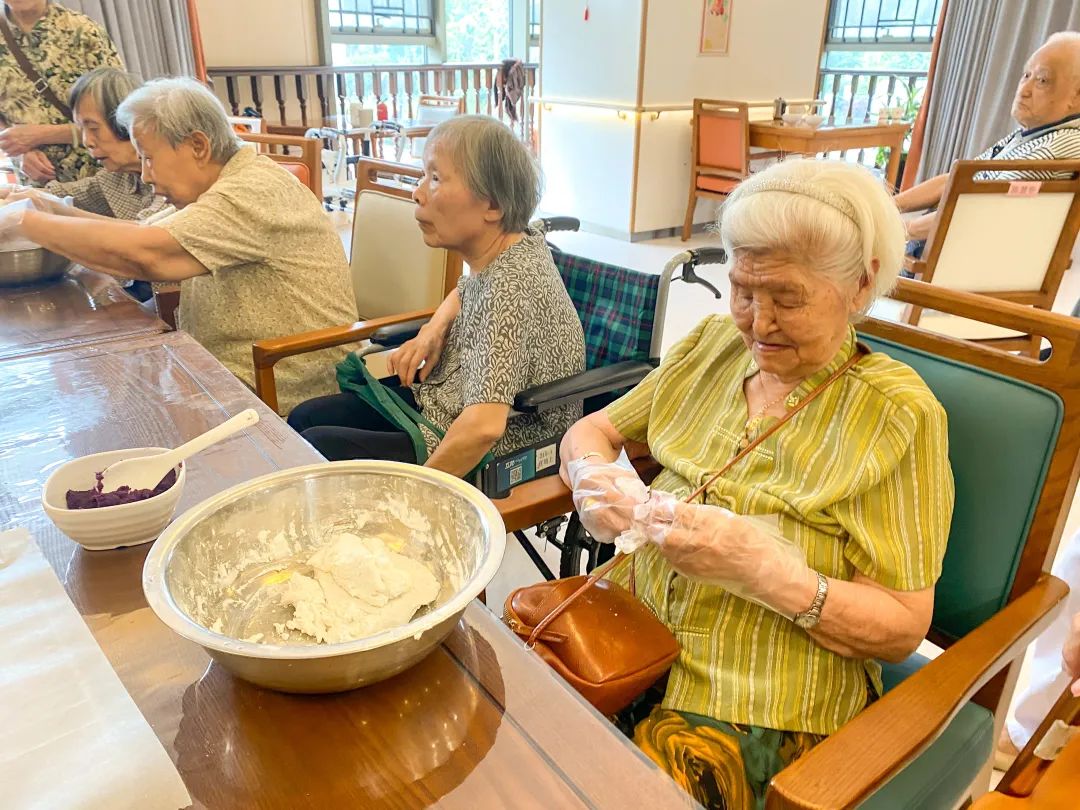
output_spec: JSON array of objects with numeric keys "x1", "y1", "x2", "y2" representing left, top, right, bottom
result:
[
  {"x1": 0, "y1": 3, "x2": 123, "y2": 182},
  {"x1": 155, "y1": 147, "x2": 358, "y2": 415}
]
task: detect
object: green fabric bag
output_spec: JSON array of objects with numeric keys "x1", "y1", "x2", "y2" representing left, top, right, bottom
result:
[{"x1": 335, "y1": 353, "x2": 494, "y2": 475}]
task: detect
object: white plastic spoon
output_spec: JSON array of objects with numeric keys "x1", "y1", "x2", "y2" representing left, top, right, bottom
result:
[{"x1": 97, "y1": 409, "x2": 260, "y2": 493}]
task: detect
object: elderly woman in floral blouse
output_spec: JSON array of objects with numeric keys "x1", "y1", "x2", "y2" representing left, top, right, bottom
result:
[
  {"x1": 0, "y1": 0, "x2": 123, "y2": 183},
  {"x1": 560, "y1": 158, "x2": 954, "y2": 809}
]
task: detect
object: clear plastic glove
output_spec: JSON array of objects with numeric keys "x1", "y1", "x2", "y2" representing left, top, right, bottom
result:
[
  {"x1": 6, "y1": 187, "x2": 74, "y2": 216},
  {"x1": 0, "y1": 183, "x2": 26, "y2": 201},
  {"x1": 0, "y1": 198, "x2": 37, "y2": 250},
  {"x1": 629, "y1": 492, "x2": 816, "y2": 616},
  {"x1": 567, "y1": 458, "x2": 649, "y2": 543}
]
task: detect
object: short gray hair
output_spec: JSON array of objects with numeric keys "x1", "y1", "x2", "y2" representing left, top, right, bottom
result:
[
  {"x1": 70, "y1": 67, "x2": 142, "y2": 140},
  {"x1": 719, "y1": 159, "x2": 906, "y2": 315},
  {"x1": 426, "y1": 115, "x2": 541, "y2": 233},
  {"x1": 1044, "y1": 31, "x2": 1080, "y2": 83},
  {"x1": 116, "y1": 77, "x2": 242, "y2": 164}
]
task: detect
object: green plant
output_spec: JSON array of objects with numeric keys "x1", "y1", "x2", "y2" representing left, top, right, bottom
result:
[{"x1": 874, "y1": 83, "x2": 925, "y2": 169}]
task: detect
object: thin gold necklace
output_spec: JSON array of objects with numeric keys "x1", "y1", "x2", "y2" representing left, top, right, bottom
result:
[{"x1": 740, "y1": 375, "x2": 794, "y2": 451}]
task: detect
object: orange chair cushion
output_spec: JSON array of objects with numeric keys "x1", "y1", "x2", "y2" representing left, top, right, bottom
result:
[
  {"x1": 696, "y1": 175, "x2": 740, "y2": 194},
  {"x1": 698, "y1": 114, "x2": 746, "y2": 172},
  {"x1": 280, "y1": 161, "x2": 311, "y2": 187}
]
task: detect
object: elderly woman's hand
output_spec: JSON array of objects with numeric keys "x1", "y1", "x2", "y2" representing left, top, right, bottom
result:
[
  {"x1": 0, "y1": 184, "x2": 25, "y2": 200},
  {"x1": 18, "y1": 150, "x2": 57, "y2": 183},
  {"x1": 387, "y1": 323, "x2": 449, "y2": 386},
  {"x1": 6, "y1": 188, "x2": 74, "y2": 216},
  {"x1": 631, "y1": 494, "x2": 816, "y2": 613},
  {"x1": 568, "y1": 459, "x2": 649, "y2": 543},
  {"x1": 0, "y1": 125, "x2": 46, "y2": 157},
  {"x1": 0, "y1": 199, "x2": 35, "y2": 246}
]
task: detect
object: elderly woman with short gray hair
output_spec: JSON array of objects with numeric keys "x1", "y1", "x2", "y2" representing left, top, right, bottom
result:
[
  {"x1": 289, "y1": 114, "x2": 586, "y2": 477},
  {"x1": 558, "y1": 158, "x2": 954, "y2": 808},
  {"x1": 3, "y1": 76, "x2": 358, "y2": 414}
]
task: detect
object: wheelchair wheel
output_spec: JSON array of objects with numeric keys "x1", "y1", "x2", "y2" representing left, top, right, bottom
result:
[{"x1": 558, "y1": 513, "x2": 615, "y2": 577}]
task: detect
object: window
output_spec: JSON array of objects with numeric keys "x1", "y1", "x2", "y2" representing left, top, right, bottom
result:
[
  {"x1": 825, "y1": 0, "x2": 943, "y2": 46},
  {"x1": 528, "y1": 0, "x2": 540, "y2": 63},
  {"x1": 327, "y1": 0, "x2": 435, "y2": 38},
  {"x1": 443, "y1": 0, "x2": 509, "y2": 63}
]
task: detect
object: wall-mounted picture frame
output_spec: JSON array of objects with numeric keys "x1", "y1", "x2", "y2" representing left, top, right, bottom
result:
[{"x1": 699, "y1": 0, "x2": 733, "y2": 56}]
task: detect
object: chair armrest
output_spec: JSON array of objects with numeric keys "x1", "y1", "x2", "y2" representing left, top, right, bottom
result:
[
  {"x1": 251, "y1": 308, "x2": 434, "y2": 412},
  {"x1": 765, "y1": 573, "x2": 1070, "y2": 810},
  {"x1": 903, "y1": 256, "x2": 926, "y2": 277},
  {"x1": 494, "y1": 456, "x2": 662, "y2": 531},
  {"x1": 368, "y1": 317, "x2": 432, "y2": 348},
  {"x1": 513, "y1": 361, "x2": 656, "y2": 414}
]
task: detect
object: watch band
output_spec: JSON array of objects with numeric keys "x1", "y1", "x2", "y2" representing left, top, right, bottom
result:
[{"x1": 794, "y1": 571, "x2": 829, "y2": 629}]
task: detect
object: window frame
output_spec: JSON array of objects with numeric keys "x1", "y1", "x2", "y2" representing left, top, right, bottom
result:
[
  {"x1": 824, "y1": 0, "x2": 942, "y2": 50},
  {"x1": 317, "y1": 0, "x2": 443, "y2": 62}
]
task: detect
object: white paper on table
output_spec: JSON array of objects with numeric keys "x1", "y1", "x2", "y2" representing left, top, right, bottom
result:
[{"x1": 0, "y1": 529, "x2": 192, "y2": 810}]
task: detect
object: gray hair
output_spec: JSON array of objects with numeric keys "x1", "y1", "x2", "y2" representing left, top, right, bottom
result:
[
  {"x1": 70, "y1": 67, "x2": 142, "y2": 140},
  {"x1": 718, "y1": 159, "x2": 906, "y2": 315},
  {"x1": 1044, "y1": 31, "x2": 1080, "y2": 83},
  {"x1": 116, "y1": 77, "x2": 242, "y2": 164},
  {"x1": 426, "y1": 115, "x2": 541, "y2": 233}
]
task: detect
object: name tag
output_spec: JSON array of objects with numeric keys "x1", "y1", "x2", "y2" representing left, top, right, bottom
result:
[{"x1": 1007, "y1": 181, "x2": 1041, "y2": 197}]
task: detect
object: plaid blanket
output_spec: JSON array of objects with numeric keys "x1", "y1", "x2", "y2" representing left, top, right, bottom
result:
[{"x1": 552, "y1": 247, "x2": 660, "y2": 370}]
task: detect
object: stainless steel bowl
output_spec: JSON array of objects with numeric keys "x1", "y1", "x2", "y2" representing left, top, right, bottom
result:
[
  {"x1": 0, "y1": 246, "x2": 70, "y2": 286},
  {"x1": 143, "y1": 461, "x2": 506, "y2": 693}
]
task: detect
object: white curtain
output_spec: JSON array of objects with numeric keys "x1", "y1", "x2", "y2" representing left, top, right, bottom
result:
[
  {"x1": 58, "y1": 0, "x2": 195, "y2": 79},
  {"x1": 918, "y1": 0, "x2": 1080, "y2": 180}
]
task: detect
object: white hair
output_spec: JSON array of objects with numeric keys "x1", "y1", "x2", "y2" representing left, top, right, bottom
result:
[
  {"x1": 717, "y1": 159, "x2": 906, "y2": 315},
  {"x1": 1044, "y1": 31, "x2": 1080, "y2": 83},
  {"x1": 116, "y1": 77, "x2": 242, "y2": 164}
]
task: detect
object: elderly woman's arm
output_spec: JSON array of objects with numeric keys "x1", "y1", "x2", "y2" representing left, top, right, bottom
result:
[
  {"x1": 20, "y1": 210, "x2": 207, "y2": 282},
  {"x1": 424, "y1": 402, "x2": 510, "y2": 477}
]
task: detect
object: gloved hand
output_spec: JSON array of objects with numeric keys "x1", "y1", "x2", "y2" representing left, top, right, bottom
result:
[
  {"x1": 0, "y1": 198, "x2": 35, "y2": 248},
  {"x1": 0, "y1": 183, "x2": 27, "y2": 201},
  {"x1": 629, "y1": 493, "x2": 816, "y2": 616},
  {"x1": 6, "y1": 187, "x2": 74, "y2": 216},
  {"x1": 567, "y1": 458, "x2": 649, "y2": 543}
]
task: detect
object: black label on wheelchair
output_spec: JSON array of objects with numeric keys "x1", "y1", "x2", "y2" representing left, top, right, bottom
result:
[{"x1": 480, "y1": 440, "x2": 561, "y2": 499}]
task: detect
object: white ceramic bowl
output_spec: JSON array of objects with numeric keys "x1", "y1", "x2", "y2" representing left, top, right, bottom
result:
[
  {"x1": 41, "y1": 447, "x2": 186, "y2": 551},
  {"x1": 803, "y1": 113, "x2": 824, "y2": 128},
  {"x1": 782, "y1": 112, "x2": 803, "y2": 126}
]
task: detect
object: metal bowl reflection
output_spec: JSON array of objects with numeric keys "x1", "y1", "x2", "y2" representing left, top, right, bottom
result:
[
  {"x1": 143, "y1": 461, "x2": 506, "y2": 694},
  {"x1": 0, "y1": 247, "x2": 70, "y2": 286}
]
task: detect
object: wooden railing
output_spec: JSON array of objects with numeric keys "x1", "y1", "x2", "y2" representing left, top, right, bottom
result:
[{"x1": 207, "y1": 62, "x2": 538, "y2": 145}]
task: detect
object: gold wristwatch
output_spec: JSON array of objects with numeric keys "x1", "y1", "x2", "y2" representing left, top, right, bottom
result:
[{"x1": 793, "y1": 571, "x2": 829, "y2": 630}]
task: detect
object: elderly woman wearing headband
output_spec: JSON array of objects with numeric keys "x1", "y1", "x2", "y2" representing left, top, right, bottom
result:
[{"x1": 559, "y1": 159, "x2": 954, "y2": 809}]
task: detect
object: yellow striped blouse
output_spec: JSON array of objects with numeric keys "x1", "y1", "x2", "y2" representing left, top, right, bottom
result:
[{"x1": 605, "y1": 315, "x2": 954, "y2": 735}]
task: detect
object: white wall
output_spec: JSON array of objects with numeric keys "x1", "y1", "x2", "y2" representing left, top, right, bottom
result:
[
  {"x1": 196, "y1": 0, "x2": 321, "y2": 68},
  {"x1": 632, "y1": 0, "x2": 828, "y2": 234},
  {"x1": 540, "y1": 0, "x2": 643, "y2": 103}
]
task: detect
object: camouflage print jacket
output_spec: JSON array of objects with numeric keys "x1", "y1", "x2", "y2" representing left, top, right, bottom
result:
[{"x1": 0, "y1": 3, "x2": 122, "y2": 182}]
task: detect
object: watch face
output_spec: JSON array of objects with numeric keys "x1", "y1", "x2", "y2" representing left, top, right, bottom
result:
[{"x1": 794, "y1": 613, "x2": 817, "y2": 630}]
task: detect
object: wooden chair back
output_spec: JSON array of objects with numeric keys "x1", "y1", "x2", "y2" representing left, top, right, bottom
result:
[
  {"x1": 907, "y1": 159, "x2": 1080, "y2": 354},
  {"x1": 239, "y1": 131, "x2": 323, "y2": 202},
  {"x1": 682, "y1": 99, "x2": 756, "y2": 240},
  {"x1": 410, "y1": 95, "x2": 465, "y2": 157},
  {"x1": 350, "y1": 158, "x2": 462, "y2": 319}
]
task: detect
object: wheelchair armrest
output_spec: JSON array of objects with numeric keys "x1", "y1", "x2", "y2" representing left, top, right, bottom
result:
[
  {"x1": 513, "y1": 361, "x2": 655, "y2": 414},
  {"x1": 368, "y1": 317, "x2": 431, "y2": 348},
  {"x1": 538, "y1": 216, "x2": 581, "y2": 234}
]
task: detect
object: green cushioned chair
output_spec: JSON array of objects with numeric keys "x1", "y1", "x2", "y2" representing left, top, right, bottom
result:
[{"x1": 766, "y1": 280, "x2": 1078, "y2": 809}]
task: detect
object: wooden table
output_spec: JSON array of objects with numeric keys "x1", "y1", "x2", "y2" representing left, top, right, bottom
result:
[
  {"x1": 0, "y1": 266, "x2": 167, "y2": 362},
  {"x1": 0, "y1": 331, "x2": 693, "y2": 808},
  {"x1": 749, "y1": 121, "x2": 911, "y2": 188}
]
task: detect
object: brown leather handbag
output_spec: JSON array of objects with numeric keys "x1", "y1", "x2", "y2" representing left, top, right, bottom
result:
[{"x1": 503, "y1": 347, "x2": 864, "y2": 715}]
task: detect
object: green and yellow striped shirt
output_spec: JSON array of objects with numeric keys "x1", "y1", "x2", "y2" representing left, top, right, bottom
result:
[{"x1": 606, "y1": 315, "x2": 954, "y2": 735}]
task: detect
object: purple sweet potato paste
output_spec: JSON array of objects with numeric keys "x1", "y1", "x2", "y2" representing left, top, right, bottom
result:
[{"x1": 65, "y1": 468, "x2": 178, "y2": 510}]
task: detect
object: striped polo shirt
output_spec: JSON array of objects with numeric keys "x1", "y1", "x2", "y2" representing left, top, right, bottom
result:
[
  {"x1": 975, "y1": 113, "x2": 1080, "y2": 180},
  {"x1": 606, "y1": 316, "x2": 954, "y2": 735}
]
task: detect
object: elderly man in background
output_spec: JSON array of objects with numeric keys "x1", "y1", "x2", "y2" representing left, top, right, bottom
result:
[
  {"x1": 0, "y1": 77, "x2": 357, "y2": 414},
  {"x1": 897, "y1": 31, "x2": 1080, "y2": 244}
]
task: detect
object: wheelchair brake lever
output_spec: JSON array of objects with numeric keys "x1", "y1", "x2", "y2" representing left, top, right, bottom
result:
[{"x1": 675, "y1": 263, "x2": 723, "y2": 299}]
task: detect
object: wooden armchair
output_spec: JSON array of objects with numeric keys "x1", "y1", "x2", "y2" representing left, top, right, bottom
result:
[
  {"x1": 495, "y1": 279, "x2": 1080, "y2": 808},
  {"x1": 239, "y1": 131, "x2": 324, "y2": 201},
  {"x1": 899, "y1": 159, "x2": 1080, "y2": 357},
  {"x1": 252, "y1": 158, "x2": 462, "y2": 413}
]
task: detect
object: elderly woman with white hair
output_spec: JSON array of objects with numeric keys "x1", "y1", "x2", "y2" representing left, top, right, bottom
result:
[
  {"x1": 289, "y1": 115, "x2": 586, "y2": 477},
  {"x1": 1, "y1": 76, "x2": 357, "y2": 414},
  {"x1": 559, "y1": 159, "x2": 954, "y2": 808}
]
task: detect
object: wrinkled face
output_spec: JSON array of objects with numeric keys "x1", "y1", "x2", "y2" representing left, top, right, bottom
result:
[
  {"x1": 75, "y1": 96, "x2": 138, "y2": 174},
  {"x1": 1012, "y1": 44, "x2": 1080, "y2": 129},
  {"x1": 5, "y1": 0, "x2": 47, "y2": 17},
  {"x1": 728, "y1": 252, "x2": 871, "y2": 382},
  {"x1": 131, "y1": 124, "x2": 209, "y2": 208},
  {"x1": 412, "y1": 140, "x2": 499, "y2": 250}
]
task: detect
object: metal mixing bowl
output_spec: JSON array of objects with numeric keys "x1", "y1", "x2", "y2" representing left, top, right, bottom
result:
[
  {"x1": 143, "y1": 460, "x2": 506, "y2": 693},
  {"x1": 0, "y1": 246, "x2": 71, "y2": 286}
]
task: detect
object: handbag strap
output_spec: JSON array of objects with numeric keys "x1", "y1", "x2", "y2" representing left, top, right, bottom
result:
[
  {"x1": 0, "y1": 15, "x2": 73, "y2": 121},
  {"x1": 525, "y1": 342, "x2": 868, "y2": 648}
]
